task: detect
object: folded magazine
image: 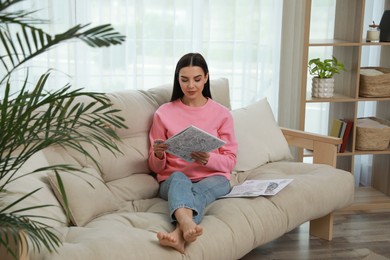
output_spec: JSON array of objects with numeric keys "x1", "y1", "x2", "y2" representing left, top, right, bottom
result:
[
  {"x1": 219, "y1": 179, "x2": 293, "y2": 198},
  {"x1": 164, "y1": 125, "x2": 226, "y2": 162}
]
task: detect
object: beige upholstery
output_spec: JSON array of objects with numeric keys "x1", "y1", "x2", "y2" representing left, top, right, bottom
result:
[
  {"x1": 47, "y1": 167, "x2": 120, "y2": 226},
  {"x1": 5, "y1": 78, "x2": 354, "y2": 260},
  {"x1": 231, "y1": 98, "x2": 292, "y2": 171}
]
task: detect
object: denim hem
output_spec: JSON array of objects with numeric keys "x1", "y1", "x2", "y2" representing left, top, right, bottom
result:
[{"x1": 169, "y1": 204, "x2": 198, "y2": 223}]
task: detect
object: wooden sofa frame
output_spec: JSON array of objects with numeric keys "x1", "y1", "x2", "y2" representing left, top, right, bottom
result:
[{"x1": 281, "y1": 127, "x2": 342, "y2": 241}]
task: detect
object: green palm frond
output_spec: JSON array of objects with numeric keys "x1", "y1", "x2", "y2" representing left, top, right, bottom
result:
[
  {"x1": 0, "y1": 71, "x2": 127, "y2": 186},
  {"x1": 0, "y1": 10, "x2": 45, "y2": 25},
  {"x1": 0, "y1": 23, "x2": 125, "y2": 84},
  {"x1": 0, "y1": 71, "x2": 127, "y2": 257},
  {"x1": 0, "y1": 187, "x2": 64, "y2": 257},
  {"x1": 0, "y1": 0, "x2": 127, "y2": 257},
  {"x1": 0, "y1": 0, "x2": 25, "y2": 13},
  {"x1": 53, "y1": 171, "x2": 71, "y2": 225},
  {"x1": 0, "y1": 211, "x2": 62, "y2": 257},
  {"x1": 76, "y1": 23, "x2": 126, "y2": 47}
]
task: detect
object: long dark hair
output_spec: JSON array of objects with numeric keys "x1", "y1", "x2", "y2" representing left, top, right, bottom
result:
[{"x1": 170, "y1": 53, "x2": 212, "y2": 101}]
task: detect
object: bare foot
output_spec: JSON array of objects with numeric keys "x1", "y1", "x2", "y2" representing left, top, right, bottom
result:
[
  {"x1": 157, "y1": 226, "x2": 185, "y2": 254},
  {"x1": 174, "y1": 208, "x2": 204, "y2": 243},
  {"x1": 180, "y1": 220, "x2": 203, "y2": 242}
]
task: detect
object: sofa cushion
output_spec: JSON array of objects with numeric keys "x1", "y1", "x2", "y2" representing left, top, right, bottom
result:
[
  {"x1": 230, "y1": 161, "x2": 355, "y2": 231},
  {"x1": 209, "y1": 78, "x2": 231, "y2": 110},
  {"x1": 56, "y1": 90, "x2": 160, "y2": 201},
  {"x1": 47, "y1": 167, "x2": 120, "y2": 226},
  {"x1": 2, "y1": 151, "x2": 67, "y2": 228},
  {"x1": 231, "y1": 98, "x2": 292, "y2": 171},
  {"x1": 106, "y1": 90, "x2": 159, "y2": 139}
]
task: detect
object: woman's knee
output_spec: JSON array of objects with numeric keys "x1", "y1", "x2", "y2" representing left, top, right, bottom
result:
[
  {"x1": 169, "y1": 171, "x2": 192, "y2": 183},
  {"x1": 170, "y1": 171, "x2": 186, "y2": 179},
  {"x1": 193, "y1": 176, "x2": 230, "y2": 198},
  {"x1": 160, "y1": 172, "x2": 190, "y2": 198}
]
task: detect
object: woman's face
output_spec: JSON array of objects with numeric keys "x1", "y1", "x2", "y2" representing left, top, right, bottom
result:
[{"x1": 178, "y1": 66, "x2": 208, "y2": 101}]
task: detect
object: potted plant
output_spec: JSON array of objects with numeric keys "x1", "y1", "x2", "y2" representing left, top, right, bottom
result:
[
  {"x1": 0, "y1": 1, "x2": 127, "y2": 258},
  {"x1": 308, "y1": 56, "x2": 345, "y2": 98}
]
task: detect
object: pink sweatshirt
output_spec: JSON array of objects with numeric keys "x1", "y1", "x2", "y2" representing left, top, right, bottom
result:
[{"x1": 148, "y1": 98, "x2": 238, "y2": 182}]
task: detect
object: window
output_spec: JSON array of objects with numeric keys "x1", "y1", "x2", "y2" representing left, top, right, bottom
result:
[{"x1": 6, "y1": 0, "x2": 283, "y2": 111}]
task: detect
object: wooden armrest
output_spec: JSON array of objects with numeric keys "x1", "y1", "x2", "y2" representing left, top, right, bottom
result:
[
  {"x1": 281, "y1": 127, "x2": 341, "y2": 241},
  {"x1": 280, "y1": 127, "x2": 341, "y2": 167}
]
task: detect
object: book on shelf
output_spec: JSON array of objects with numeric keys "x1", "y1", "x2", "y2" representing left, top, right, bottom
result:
[
  {"x1": 330, "y1": 118, "x2": 353, "y2": 153},
  {"x1": 339, "y1": 119, "x2": 353, "y2": 153},
  {"x1": 219, "y1": 179, "x2": 293, "y2": 198},
  {"x1": 164, "y1": 125, "x2": 226, "y2": 162},
  {"x1": 330, "y1": 119, "x2": 343, "y2": 138}
]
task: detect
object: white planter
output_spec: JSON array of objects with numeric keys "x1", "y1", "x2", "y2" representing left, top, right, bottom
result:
[{"x1": 311, "y1": 77, "x2": 334, "y2": 98}]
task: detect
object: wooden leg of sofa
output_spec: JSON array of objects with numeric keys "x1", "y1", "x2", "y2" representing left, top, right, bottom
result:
[{"x1": 309, "y1": 213, "x2": 333, "y2": 241}]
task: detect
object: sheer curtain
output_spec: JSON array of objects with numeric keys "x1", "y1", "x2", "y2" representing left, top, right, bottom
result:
[{"x1": 7, "y1": 0, "x2": 283, "y2": 111}]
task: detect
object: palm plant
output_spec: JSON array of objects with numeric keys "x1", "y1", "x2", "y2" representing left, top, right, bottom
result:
[{"x1": 0, "y1": 0, "x2": 127, "y2": 258}]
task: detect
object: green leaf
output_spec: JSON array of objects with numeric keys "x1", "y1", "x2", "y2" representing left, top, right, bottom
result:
[
  {"x1": 308, "y1": 56, "x2": 346, "y2": 78},
  {"x1": 77, "y1": 24, "x2": 126, "y2": 47},
  {"x1": 1, "y1": 18, "x2": 125, "y2": 84},
  {"x1": 54, "y1": 171, "x2": 71, "y2": 225}
]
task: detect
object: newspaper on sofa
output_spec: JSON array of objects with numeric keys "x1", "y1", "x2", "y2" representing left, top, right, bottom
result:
[{"x1": 220, "y1": 179, "x2": 293, "y2": 198}]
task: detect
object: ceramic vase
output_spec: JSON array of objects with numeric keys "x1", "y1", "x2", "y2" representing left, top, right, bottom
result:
[{"x1": 311, "y1": 77, "x2": 334, "y2": 98}]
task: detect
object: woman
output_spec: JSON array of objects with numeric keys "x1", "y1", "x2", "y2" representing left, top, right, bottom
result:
[{"x1": 148, "y1": 53, "x2": 238, "y2": 253}]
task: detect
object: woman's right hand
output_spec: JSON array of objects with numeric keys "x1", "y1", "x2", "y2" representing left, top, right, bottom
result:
[{"x1": 153, "y1": 139, "x2": 168, "y2": 159}]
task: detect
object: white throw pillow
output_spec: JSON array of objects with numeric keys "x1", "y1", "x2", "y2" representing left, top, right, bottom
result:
[
  {"x1": 47, "y1": 167, "x2": 119, "y2": 226},
  {"x1": 231, "y1": 98, "x2": 292, "y2": 171}
]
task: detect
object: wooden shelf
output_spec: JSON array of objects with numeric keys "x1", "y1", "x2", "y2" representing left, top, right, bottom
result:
[
  {"x1": 361, "y1": 41, "x2": 390, "y2": 46},
  {"x1": 306, "y1": 93, "x2": 356, "y2": 103},
  {"x1": 342, "y1": 187, "x2": 390, "y2": 211},
  {"x1": 308, "y1": 39, "x2": 361, "y2": 46},
  {"x1": 305, "y1": 149, "x2": 390, "y2": 157},
  {"x1": 337, "y1": 151, "x2": 354, "y2": 156},
  {"x1": 354, "y1": 148, "x2": 390, "y2": 155},
  {"x1": 301, "y1": 0, "x2": 390, "y2": 210},
  {"x1": 358, "y1": 96, "x2": 390, "y2": 101}
]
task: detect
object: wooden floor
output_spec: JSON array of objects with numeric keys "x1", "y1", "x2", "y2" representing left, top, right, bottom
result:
[{"x1": 241, "y1": 209, "x2": 390, "y2": 260}]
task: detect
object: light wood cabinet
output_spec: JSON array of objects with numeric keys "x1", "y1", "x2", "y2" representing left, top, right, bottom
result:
[{"x1": 300, "y1": 0, "x2": 390, "y2": 210}]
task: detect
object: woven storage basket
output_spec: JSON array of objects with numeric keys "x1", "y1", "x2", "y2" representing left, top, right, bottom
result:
[
  {"x1": 356, "y1": 117, "x2": 390, "y2": 150},
  {"x1": 359, "y1": 67, "x2": 390, "y2": 97}
]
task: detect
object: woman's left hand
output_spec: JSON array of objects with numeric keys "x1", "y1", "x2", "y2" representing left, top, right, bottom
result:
[{"x1": 191, "y1": 152, "x2": 210, "y2": 165}]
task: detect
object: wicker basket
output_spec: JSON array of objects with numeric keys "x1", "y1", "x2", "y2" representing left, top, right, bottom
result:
[
  {"x1": 355, "y1": 117, "x2": 390, "y2": 150},
  {"x1": 359, "y1": 67, "x2": 390, "y2": 97}
]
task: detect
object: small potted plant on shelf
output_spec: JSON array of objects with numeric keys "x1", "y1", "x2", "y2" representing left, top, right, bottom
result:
[{"x1": 308, "y1": 56, "x2": 345, "y2": 98}]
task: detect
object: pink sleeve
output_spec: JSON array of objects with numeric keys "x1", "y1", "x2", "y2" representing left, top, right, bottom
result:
[
  {"x1": 148, "y1": 113, "x2": 167, "y2": 173},
  {"x1": 206, "y1": 114, "x2": 238, "y2": 172}
]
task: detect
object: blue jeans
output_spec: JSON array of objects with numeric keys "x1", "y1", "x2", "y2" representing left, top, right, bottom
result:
[{"x1": 159, "y1": 171, "x2": 231, "y2": 224}]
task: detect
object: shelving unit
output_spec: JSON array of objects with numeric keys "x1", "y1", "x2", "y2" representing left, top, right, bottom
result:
[{"x1": 300, "y1": 0, "x2": 390, "y2": 210}]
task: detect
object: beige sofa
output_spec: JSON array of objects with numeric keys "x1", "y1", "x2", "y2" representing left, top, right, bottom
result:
[{"x1": 6, "y1": 78, "x2": 354, "y2": 260}]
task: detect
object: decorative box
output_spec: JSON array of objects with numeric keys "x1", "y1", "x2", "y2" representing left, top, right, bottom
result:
[
  {"x1": 359, "y1": 67, "x2": 390, "y2": 97},
  {"x1": 355, "y1": 117, "x2": 390, "y2": 150}
]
